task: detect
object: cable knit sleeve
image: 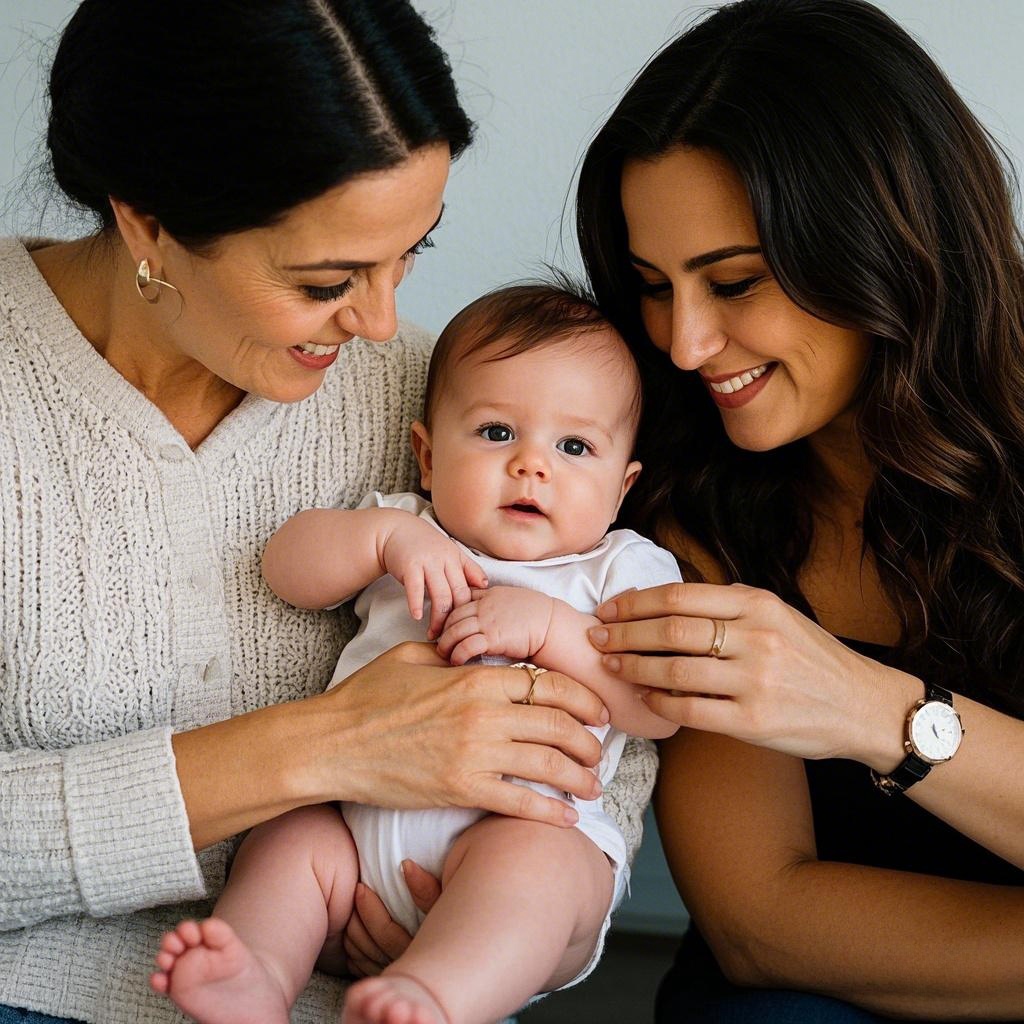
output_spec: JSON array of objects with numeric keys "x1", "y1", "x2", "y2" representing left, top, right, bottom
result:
[{"x1": 0, "y1": 730, "x2": 205, "y2": 930}]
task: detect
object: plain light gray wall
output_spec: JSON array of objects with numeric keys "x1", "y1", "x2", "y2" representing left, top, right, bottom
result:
[{"x1": 1, "y1": 0, "x2": 1021, "y2": 935}]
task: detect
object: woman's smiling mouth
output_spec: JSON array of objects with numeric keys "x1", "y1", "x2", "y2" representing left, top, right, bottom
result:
[{"x1": 701, "y1": 362, "x2": 776, "y2": 409}]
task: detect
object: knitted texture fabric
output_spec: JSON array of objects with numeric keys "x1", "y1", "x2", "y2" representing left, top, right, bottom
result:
[{"x1": 0, "y1": 238, "x2": 656, "y2": 1022}]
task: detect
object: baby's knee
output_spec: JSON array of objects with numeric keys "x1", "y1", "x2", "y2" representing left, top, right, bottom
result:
[{"x1": 238, "y1": 804, "x2": 356, "y2": 875}]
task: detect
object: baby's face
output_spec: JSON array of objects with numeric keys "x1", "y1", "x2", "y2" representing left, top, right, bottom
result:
[{"x1": 413, "y1": 330, "x2": 641, "y2": 561}]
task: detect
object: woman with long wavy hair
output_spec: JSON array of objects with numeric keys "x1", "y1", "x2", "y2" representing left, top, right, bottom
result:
[{"x1": 577, "y1": 0, "x2": 1024, "y2": 1019}]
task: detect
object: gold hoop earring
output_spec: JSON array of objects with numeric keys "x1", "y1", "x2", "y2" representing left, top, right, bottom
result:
[{"x1": 135, "y1": 258, "x2": 180, "y2": 303}]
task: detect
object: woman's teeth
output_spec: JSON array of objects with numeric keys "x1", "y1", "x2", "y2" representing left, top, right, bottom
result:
[
  {"x1": 295, "y1": 342, "x2": 337, "y2": 356},
  {"x1": 707, "y1": 364, "x2": 769, "y2": 394}
]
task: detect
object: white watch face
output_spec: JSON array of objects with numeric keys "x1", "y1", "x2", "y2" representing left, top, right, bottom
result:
[{"x1": 909, "y1": 701, "x2": 963, "y2": 763}]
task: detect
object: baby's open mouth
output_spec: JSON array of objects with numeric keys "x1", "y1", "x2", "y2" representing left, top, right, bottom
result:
[{"x1": 504, "y1": 501, "x2": 546, "y2": 516}]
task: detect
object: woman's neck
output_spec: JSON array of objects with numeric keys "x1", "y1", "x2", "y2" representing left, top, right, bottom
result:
[
  {"x1": 31, "y1": 235, "x2": 243, "y2": 448},
  {"x1": 806, "y1": 410, "x2": 873, "y2": 518}
]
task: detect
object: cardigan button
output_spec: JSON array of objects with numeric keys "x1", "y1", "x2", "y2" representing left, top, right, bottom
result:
[{"x1": 159, "y1": 444, "x2": 188, "y2": 462}]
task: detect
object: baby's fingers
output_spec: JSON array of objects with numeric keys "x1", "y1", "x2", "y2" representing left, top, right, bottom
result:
[
  {"x1": 444, "y1": 560, "x2": 475, "y2": 612},
  {"x1": 436, "y1": 612, "x2": 481, "y2": 661},
  {"x1": 461, "y1": 555, "x2": 488, "y2": 591},
  {"x1": 423, "y1": 565, "x2": 454, "y2": 639},
  {"x1": 450, "y1": 633, "x2": 490, "y2": 665},
  {"x1": 402, "y1": 569, "x2": 427, "y2": 622}
]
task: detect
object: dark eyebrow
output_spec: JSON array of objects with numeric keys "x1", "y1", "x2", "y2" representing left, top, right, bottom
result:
[
  {"x1": 284, "y1": 205, "x2": 445, "y2": 271},
  {"x1": 629, "y1": 244, "x2": 762, "y2": 273}
]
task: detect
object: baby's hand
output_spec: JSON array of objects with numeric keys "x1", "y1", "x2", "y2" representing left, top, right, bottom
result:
[
  {"x1": 437, "y1": 586, "x2": 555, "y2": 665},
  {"x1": 379, "y1": 516, "x2": 487, "y2": 638}
]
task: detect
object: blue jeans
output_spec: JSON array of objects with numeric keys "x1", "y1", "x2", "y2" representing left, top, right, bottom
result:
[
  {"x1": 0, "y1": 1007, "x2": 82, "y2": 1023},
  {"x1": 656, "y1": 986, "x2": 885, "y2": 1023}
]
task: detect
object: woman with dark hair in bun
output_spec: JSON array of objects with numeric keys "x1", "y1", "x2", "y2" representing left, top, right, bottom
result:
[
  {"x1": 577, "y1": 0, "x2": 1024, "y2": 1019},
  {"x1": 0, "y1": 3, "x2": 656, "y2": 1021}
]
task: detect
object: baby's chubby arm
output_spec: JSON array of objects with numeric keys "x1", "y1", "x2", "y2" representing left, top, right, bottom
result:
[
  {"x1": 262, "y1": 507, "x2": 487, "y2": 637},
  {"x1": 438, "y1": 586, "x2": 678, "y2": 740}
]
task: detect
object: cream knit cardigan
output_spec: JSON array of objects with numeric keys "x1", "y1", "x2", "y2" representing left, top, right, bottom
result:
[{"x1": 0, "y1": 238, "x2": 656, "y2": 1022}]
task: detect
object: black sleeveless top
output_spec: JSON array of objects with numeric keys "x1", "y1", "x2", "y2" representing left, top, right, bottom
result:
[{"x1": 661, "y1": 636, "x2": 1023, "y2": 1000}]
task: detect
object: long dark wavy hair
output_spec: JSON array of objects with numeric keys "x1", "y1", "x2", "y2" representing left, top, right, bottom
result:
[{"x1": 577, "y1": 0, "x2": 1024, "y2": 714}]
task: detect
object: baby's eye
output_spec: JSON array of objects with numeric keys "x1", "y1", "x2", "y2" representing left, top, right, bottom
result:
[
  {"x1": 556, "y1": 437, "x2": 591, "y2": 457},
  {"x1": 479, "y1": 424, "x2": 514, "y2": 442}
]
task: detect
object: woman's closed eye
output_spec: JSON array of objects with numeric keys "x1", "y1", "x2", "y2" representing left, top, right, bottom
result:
[
  {"x1": 709, "y1": 275, "x2": 763, "y2": 299},
  {"x1": 302, "y1": 236, "x2": 435, "y2": 303},
  {"x1": 303, "y1": 279, "x2": 355, "y2": 303},
  {"x1": 635, "y1": 274, "x2": 671, "y2": 299}
]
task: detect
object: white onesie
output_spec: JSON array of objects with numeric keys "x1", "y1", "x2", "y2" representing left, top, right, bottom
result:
[{"x1": 331, "y1": 492, "x2": 682, "y2": 990}]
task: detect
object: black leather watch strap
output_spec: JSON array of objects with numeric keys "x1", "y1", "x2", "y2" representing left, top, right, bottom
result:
[
  {"x1": 870, "y1": 684, "x2": 954, "y2": 797},
  {"x1": 871, "y1": 753, "x2": 932, "y2": 795},
  {"x1": 923, "y1": 683, "x2": 953, "y2": 706}
]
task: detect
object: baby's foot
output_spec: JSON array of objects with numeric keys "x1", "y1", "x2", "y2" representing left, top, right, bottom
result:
[
  {"x1": 149, "y1": 917, "x2": 290, "y2": 1024},
  {"x1": 342, "y1": 972, "x2": 449, "y2": 1024}
]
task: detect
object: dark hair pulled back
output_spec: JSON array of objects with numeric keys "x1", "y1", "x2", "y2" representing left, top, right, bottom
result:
[
  {"x1": 577, "y1": 0, "x2": 1024, "y2": 713},
  {"x1": 47, "y1": 0, "x2": 472, "y2": 246}
]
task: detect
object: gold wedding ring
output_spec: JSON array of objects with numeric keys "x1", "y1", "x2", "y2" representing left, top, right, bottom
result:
[
  {"x1": 709, "y1": 619, "x2": 728, "y2": 658},
  {"x1": 510, "y1": 662, "x2": 548, "y2": 705}
]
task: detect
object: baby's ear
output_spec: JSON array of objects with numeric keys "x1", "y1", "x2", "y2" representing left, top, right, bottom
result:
[
  {"x1": 616, "y1": 460, "x2": 642, "y2": 512},
  {"x1": 410, "y1": 421, "x2": 434, "y2": 491}
]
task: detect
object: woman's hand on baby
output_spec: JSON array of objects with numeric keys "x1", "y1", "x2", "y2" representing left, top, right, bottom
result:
[
  {"x1": 379, "y1": 517, "x2": 488, "y2": 638},
  {"x1": 315, "y1": 641, "x2": 607, "y2": 823},
  {"x1": 343, "y1": 863, "x2": 440, "y2": 976},
  {"x1": 589, "y1": 582, "x2": 915, "y2": 764},
  {"x1": 436, "y1": 586, "x2": 554, "y2": 665}
]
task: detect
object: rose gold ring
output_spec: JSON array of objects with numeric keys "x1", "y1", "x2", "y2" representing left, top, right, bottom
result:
[
  {"x1": 709, "y1": 619, "x2": 728, "y2": 658},
  {"x1": 510, "y1": 662, "x2": 548, "y2": 704}
]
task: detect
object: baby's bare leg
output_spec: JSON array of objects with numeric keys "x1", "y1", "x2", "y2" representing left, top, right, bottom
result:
[
  {"x1": 342, "y1": 816, "x2": 614, "y2": 1024},
  {"x1": 151, "y1": 803, "x2": 358, "y2": 1024}
]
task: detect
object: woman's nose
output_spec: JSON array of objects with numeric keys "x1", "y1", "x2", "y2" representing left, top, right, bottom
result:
[
  {"x1": 668, "y1": 296, "x2": 728, "y2": 371},
  {"x1": 334, "y1": 274, "x2": 399, "y2": 343}
]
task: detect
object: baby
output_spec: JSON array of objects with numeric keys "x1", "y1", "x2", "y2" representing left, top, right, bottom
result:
[{"x1": 150, "y1": 283, "x2": 681, "y2": 1024}]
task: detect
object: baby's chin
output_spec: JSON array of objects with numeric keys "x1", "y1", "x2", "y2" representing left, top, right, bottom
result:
[{"x1": 470, "y1": 534, "x2": 606, "y2": 563}]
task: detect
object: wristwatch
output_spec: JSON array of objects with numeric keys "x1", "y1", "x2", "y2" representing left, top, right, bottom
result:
[{"x1": 870, "y1": 683, "x2": 964, "y2": 796}]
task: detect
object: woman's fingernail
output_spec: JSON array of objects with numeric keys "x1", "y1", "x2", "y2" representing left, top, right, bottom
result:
[
  {"x1": 563, "y1": 806, "x2": 579, "y2": 826},
  {"x1": 598, "y1": 601, "x2": 617, "y2": 620},
  {"x1": 589, "y1": 626, "x2": 609, "y2": 646},
  {"x1": 603, "y1": 655, "x2": 622, "y2": 672}
]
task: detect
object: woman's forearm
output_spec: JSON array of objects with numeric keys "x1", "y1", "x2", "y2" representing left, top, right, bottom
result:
[
  {"x1": 172, "y1": 699, "x2": 324, "y2": 850},
  {"x1": 898, "y1": 690, "x2": 1024, "y2": 870},
  {"x1": 658, "y1": 730, "x2": 1024, "y2": 1021},
  {"x1": 724, "y1": 858, "x2": 1024, "y2": 1019}
]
